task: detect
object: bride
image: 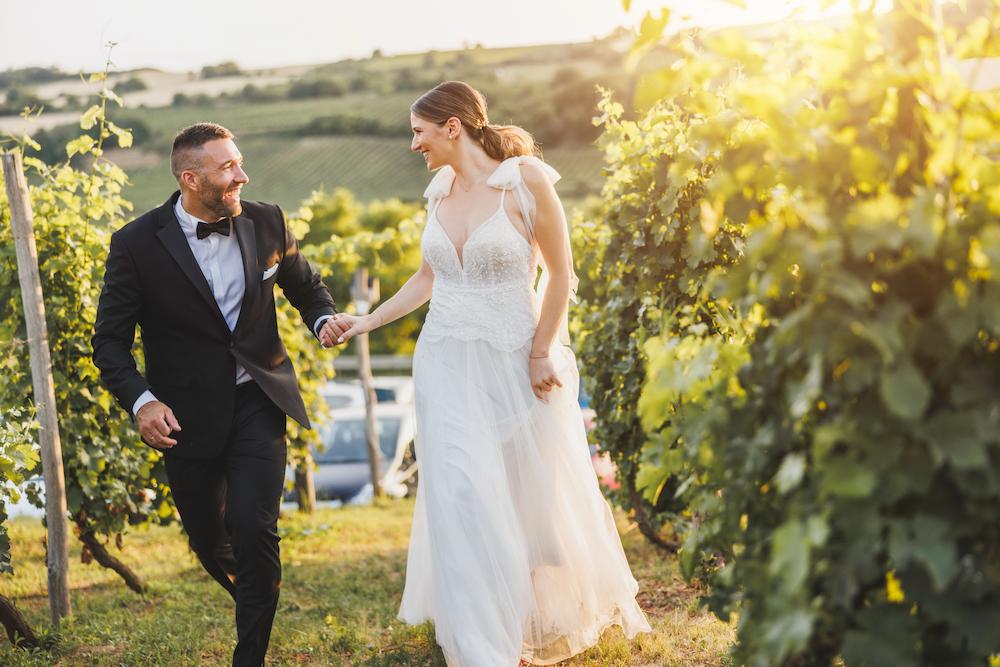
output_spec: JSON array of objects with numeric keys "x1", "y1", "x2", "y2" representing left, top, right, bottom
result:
[{"x1": 320, "y1": 81, "x2": 650, "y2": 666}]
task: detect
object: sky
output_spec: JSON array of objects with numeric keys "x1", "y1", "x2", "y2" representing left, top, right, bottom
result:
[{"x1": 4, "y1": 0, "x2": 889, "y2": 73}]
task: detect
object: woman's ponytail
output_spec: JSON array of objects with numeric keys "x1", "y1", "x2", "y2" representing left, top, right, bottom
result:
[{"x1": 412, "y1": 81, "x2": 540, "y2": 160}]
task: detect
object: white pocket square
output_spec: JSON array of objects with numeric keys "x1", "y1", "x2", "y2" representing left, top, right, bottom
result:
[{"x1": 261, "y1": 263, "x2": 279, "y2": 280}]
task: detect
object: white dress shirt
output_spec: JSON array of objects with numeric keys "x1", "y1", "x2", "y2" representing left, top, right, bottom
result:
[{"x1": 132, "y1": 196, "x2": 333, "y2": 416}]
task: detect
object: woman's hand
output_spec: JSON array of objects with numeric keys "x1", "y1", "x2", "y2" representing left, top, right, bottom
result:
[
  {"x1": 529, "y1": 355, "x2": 563, "y2": 402},
  {"x1": 320, "y1": 313, "x2": 377, "y2": 347}
]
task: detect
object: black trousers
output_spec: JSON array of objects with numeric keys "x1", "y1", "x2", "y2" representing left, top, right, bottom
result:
[{"x1": 164, "y1": 381, "x2": 287, "y2": 667}]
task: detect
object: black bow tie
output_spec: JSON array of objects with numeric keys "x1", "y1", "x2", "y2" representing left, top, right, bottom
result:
[{"x1": 196, "y1": 219, "x2": 231, "y2": 240}]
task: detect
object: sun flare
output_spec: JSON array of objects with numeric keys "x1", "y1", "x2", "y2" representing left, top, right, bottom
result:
[{"x1": 625, "y1": 0, "x2": 894, "y2": 29}]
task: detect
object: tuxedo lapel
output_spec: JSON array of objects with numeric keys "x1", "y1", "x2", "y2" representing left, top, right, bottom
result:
[
  {"x1": 154, "y1": 194, "x2": 230, "y2": 331},
  {"x1": 233, "y1": 213, "x2": 258, "y2": 333}
]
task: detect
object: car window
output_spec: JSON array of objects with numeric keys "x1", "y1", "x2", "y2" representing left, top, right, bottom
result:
[
  {"x1": 314, "y1": 417, "x2": 401, "y2": 463},
  {"x1": 325, "y1": 395, "x2": 354, "y2": 409},
  {"x1": 374, "y1": 387, "x2": 396, "y2": 403}
]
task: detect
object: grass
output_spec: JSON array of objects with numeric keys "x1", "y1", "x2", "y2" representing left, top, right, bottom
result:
[{"x1": 0, "y1": 501, "x2": 734, "y2": 666}]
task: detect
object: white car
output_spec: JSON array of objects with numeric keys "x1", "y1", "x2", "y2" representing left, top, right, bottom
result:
[
  {"x1": 320, "y1": 381, "x2": 365, "y2": 410},
  {"x1": 288, "y1": 403, "x2": 418, "y2": 504},
  {"x1": 319, "y1": 376, "x2": 414, "y2": 409}
]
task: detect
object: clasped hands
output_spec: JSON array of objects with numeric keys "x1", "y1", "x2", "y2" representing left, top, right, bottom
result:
[{"x1": 319, "y1": 313, "x2": 375, "y2": 348}]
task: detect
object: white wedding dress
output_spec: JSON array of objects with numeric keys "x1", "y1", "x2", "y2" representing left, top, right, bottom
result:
[{"x1": 398, "y1": 156, "x2": 651, "y2": 666}]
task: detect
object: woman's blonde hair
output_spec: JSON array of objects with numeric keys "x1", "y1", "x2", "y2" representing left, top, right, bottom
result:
[{"x1": 411, "y1": 81, "x2": 538, "y2": 161}]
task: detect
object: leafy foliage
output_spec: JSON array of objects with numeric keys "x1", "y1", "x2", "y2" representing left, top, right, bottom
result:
[
  {"x1": 295, "y1": 191, "x2": 426, "y2": 355},
  {"x1": 25, "y1": 117, "x2": 151, "y2": 166},
  {"x1": 583, "y1": 1, "x2": 1000, "y2": 664},
  {"x1": 574, "y1": 83, "x2": 743, "y2": 546}
]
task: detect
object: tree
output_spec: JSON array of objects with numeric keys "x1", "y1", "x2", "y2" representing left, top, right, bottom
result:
[
  {"x1": 200, "y1": 61, "x2": 243, "y2": 79},
  {"x1": 0, "y1": 88, "x2": 44, "y2": 116},
  {"x1": 113, "y1": 76, "x2": 147, "y2": 94}
]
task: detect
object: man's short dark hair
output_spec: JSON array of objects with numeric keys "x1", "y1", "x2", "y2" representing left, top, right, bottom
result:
[{"x1": 170, "y1": 123, "x2": 235, "y2": 179}]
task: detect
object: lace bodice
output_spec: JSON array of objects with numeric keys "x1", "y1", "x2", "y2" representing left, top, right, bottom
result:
[{"x1": 420, "y1": 156, "x2": 560, "y2": 351}]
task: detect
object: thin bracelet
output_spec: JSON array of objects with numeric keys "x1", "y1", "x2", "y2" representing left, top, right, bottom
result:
[{"x1": 529, "y1": 353, "x2": 549, "y2": 359}]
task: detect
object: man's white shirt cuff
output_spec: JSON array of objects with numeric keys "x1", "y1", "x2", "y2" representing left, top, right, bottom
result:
[
  {"x1": 314, "y1": 315, "x2": 333, "y2": 339},
  {"x1": 132, "y1": 390, "x2": 157, "y2": 416}
]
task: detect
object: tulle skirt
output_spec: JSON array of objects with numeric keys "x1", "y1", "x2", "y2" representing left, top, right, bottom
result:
[{"x1": 398, "y1": 333, "x2": 651, "y2": 666}]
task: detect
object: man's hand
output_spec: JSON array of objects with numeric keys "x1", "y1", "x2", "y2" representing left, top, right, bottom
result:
[{"x1": 136, "y1": 401, "x2": 181, "y2": 450}]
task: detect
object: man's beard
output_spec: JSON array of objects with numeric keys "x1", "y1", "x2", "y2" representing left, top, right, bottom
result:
[{"x1": 199, "y1": 182, "x2": 242, "y2": 219}]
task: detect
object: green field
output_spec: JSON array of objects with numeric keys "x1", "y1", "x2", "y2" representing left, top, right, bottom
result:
[
  {"x1": 127, "y1": 92, "x2": 418, "y2": 140},
  {"x1": 0, "y1": 503, "x2": 734, "y2": 666},
  {"x1": 124, "y1": 133, "x2": 604, "y2": 213}
]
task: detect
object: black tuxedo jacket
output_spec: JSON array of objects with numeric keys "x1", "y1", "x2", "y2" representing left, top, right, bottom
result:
[{"x1": 92, "y1": 191, "x2": 336, "y2": 458}]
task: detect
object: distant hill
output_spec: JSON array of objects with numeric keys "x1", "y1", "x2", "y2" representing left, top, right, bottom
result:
[{"x1": 2, "y1": 36, "x2": 629, "y2": 209}]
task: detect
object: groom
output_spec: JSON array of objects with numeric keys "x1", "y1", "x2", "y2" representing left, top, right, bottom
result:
[{"x1": 92, "y1": 123, "x2": 337, "y2": 666}]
